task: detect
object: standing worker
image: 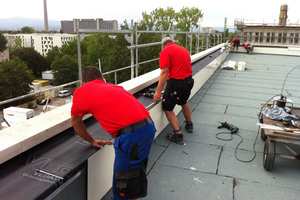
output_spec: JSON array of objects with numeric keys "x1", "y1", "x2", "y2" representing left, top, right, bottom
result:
[
  {"x1": 242, "y1": 43, "x2": 254, "y2": 54},
  {"x1": 153, "y1": 37, "x2": 194, "y2": 145},
  {"x1": 71, "y1": 66, "x2": 156, "y2": 200},
  {"x1": 230, "y1": 38, "x2": 240, "y2": 51}
]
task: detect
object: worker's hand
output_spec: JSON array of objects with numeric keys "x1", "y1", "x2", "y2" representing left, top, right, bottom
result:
[
  {"x1": 153, "y1": 91, "x2": 161, "y2": 103},
  {"x1": 92, "y1": 139, "x2": 113, "y2": 149}
]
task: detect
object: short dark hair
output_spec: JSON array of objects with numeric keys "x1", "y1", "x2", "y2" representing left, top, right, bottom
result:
[{"x1": 82, "y1": 66, "x2": 103, "y2": 83}]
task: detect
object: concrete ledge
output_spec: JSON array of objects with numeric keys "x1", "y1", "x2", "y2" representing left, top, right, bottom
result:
[{"x1": 0, "y1": 103, "x2": 73, "y2": 164}]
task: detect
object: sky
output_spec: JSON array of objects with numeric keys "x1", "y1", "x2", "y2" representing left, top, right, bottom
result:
[{"x1": 0, "y1": 0, "x2": 299, "y2": 28}]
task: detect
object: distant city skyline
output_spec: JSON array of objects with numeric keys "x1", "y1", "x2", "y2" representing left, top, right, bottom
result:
[{"x1": 0, "y1": 0, "x2": 299, "y2": 28}]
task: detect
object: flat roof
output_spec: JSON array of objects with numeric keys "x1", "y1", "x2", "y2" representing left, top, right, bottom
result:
[{"x1": 104, "y1": 52, "x2": 300, "y2": 199}]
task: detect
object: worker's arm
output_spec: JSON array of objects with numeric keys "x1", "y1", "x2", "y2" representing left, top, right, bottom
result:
[
  {"x1": 71, "y1": 115, "x2": 113, "y2": 148},
  {"x1": 153, "y1": 67, "x2": 169, "y2": 103}
]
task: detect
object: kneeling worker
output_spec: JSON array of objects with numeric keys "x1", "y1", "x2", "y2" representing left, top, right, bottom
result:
[
  {"x1": 242, "y1": 43, "x2": 254, "y2": 54},
  {"x1": 71, "y1": 66, "x2": 156, "y2": 200}
]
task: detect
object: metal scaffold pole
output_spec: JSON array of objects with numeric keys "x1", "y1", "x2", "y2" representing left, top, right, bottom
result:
[
  {"x1": 130, "y1": 20, "x2": 134, "y2": 79},
  {"x1": 76, "y1": 19, "x2": 82, "y2": 85}
]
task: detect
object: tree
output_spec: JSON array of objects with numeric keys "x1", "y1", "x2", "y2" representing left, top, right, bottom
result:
[
  {"x1": 0, "y1": 57, "x2": 34, "y2": 101},
  {"x1": 45, "y1": 46, "x2": 62, "y2": 66},
  {"x1": 175, "y1": 7, "x2": 203, "y2": 31},
  {"x1": 0, "y1": 33, "x2": 7, "y2": 52},
  {"x1": 51, "y1": 55, "x2": 78, "y2": 85},
  {"x1": 10, "y1": 47, "x2": 50, "y2": 78},
  {"x1": 10, "y1": 37, "x2": 22, "y2": 51},
  {"x1": 140, "y1": 7, "x2": 176, "y2": 31},
  {"x1": 21, "y1": 26, "x2": 35, "y2": 33}
]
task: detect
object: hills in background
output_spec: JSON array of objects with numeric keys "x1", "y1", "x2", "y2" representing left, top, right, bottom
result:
[{"x1": 0, "y1": 17, "x2": 61, "y2": 31}]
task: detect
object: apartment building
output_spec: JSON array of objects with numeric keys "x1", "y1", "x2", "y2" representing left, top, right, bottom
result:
[
  {"x1": 61, "y1": 18, "x2": 118, "y2": 33},
  {"x1": 15, "y1": 33, "x2": 77, "y2": 56}
]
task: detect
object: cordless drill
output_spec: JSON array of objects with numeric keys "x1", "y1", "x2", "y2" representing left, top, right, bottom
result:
[{"x1": 218, "y1": 121, "x2": 239, "y2": 134}]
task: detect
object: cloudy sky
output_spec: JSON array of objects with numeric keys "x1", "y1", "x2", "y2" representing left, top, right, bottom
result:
[{"x1": 0, "y1": 0, "x2": 299, "y2": 27}]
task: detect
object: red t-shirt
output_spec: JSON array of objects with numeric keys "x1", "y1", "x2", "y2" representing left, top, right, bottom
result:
[
  {"x1": 230, "y1": 38, "x2": 239, "y2": 44},
  {"x1": 159, "y1": 42, "x2": 192, "y2": 79},
  {"x1": 243, "y1": 43, "x2": 251, "y2": 49},
  {"x1": 71, "y1": 79, "x2": 149, "y2": 137}
]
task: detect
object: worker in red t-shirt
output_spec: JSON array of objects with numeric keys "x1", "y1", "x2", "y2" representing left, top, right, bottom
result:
[
  {"x1": 230, "y1": 38, "x2": 240, "y2": 51},
  {"x1": 71, "y1": 66, "x2": 156, "y2": 200},
  {"x1": 153, "y1": 37, "x2": 194, "y2": 145},
  {"x1": 242, "y1": 43, "x2": 254, "y2": 54}
]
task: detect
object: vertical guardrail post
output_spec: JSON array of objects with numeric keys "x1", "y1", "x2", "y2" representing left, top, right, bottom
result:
[
  {"x1": 76, "y1": 19, "x2": 82, "y2": 86},
  {"x1": 135, "y1": 25, "x2": 140, "y2": 77},
  {"x1": 130, "y1": 20, "x2": 134, "y2": 79}
]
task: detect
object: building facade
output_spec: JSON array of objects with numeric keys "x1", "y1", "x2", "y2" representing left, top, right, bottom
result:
[
  {"x1": 0, "y1": 33, "x2": 77, "y2": 59},
  {"x1": 0, "y1": 34, "x2": 16, "y2": 61},
  {"x1": 15, "y1": 33, "x2": 77, "y2": 56},
  {"x1": 236, "y1": 24, "x2": 300, "y2": 46},
  {"x1": 235, "y1": 4, "x2": 300, "y2": 47},
  {"x1": 61, "y1": 18, "x2": 118, "y2": 33}
]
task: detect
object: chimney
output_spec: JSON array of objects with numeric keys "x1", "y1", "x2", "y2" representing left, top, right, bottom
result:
[
  {"x1": 44, "y1": 0, "x2": 49, "y2": 31},
  {"x1": 279, "y1": 4, "x2": 288, "y2": 26}
]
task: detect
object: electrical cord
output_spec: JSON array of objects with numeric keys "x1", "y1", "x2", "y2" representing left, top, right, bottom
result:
[
  {"x1": 280, "y1": 65, "x2": 300, "y2": 95},
  {"x1": 215, "y1": 65, "x2": 300, "y2": 163},
  {"x1": 215, "y1": 127, "x2": 259, "y2": 163}
]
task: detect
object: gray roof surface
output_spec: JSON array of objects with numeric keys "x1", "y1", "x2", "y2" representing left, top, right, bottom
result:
[{"x1": 103, "y1": 52, "x2": 300, "y2": 200}]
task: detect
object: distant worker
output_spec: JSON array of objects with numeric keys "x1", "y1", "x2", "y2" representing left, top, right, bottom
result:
[
  {"x1": 71, "y1": 66, "x2": 156, "y2": 200},
  {"x1": 230, "y1": 38, "x2": 240, "y2": 51},
  {"x1": 242, "y1": 43, "x2": 254, "y2": 54},
  {"x1": 153, "y1": 37, "x2": 194, "y2": 145}
]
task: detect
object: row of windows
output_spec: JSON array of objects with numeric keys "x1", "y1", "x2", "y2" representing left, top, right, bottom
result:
[
  {"x1": 41, "y1": 40, "x2": 53, "y2": 45},
  {"x1": 244, "y1": 32, "x2": 299, "y2": 44},
  {"x1": 42, "y1": 45, "x2": 52, "y2": 49},
  {"x1": 61, "y1": 37, "x2": 74, "y2": 41},
  {"x1": 41, "y1": 37, "x2": 53, "y2": 41}
]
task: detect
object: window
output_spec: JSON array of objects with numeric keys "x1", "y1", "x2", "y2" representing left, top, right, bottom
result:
[
  {"x1": 283, "y1": 33, "x2": 287, "y2": 43},
  {"x1": 271, "y1": 33, "x2": 275, "y2": 43},
  {"x1": 255, "y1": 32, "x2": 259, "y2": 42},
  {"x1": 259, "y1": 32, "x2": 263, "y2": 43},
  {"x1": 295, "y1": 33, "x2": 299, "y2": 44},
  {"x1": 249, "y1": 32, "x2": 252, "y2": 42},
  {"x1": 266, "y1": 32, "x2": 270, "y2": 43},
  {"x1": 278, "y1": 33, "x2": 282, "y2": 43},
  {"x1": 290, "y1": 33, "x2": 294, "y2": 44}
]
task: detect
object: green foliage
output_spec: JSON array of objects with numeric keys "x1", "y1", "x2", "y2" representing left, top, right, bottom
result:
[
  {"x1": 21, "y1": 26, "x2": 35, "y2": 33},
  {"x1": 0, "y1": 57, "x2": 34, "y2": 101},
  {"x1": 10, "y1": 47, "x2": 50, "y2": 78},
  {"x1": 51, "y1": 55, "x2": 78, "y2": 85},
  {"x1": 80, "y1": 33, "x2": 131, "y2": 83},
  {"x1": 45, "y1": 46, "x2": 62, "y2": 66},
  {"x1": 139, "y1": 7, "x2": 203, "y2": 32},
  {"x1": 0, "y1": 33, "x2": 7, "y2": 52},
  {"x1": 9, "y1": 37, "x2": 22, "y2": 51},
  {"x1": 175, "y1": 7, "x2": 203, "y2": 31},
  {"x1": 140, "y1": 7, "x2": 176, "y2": 31}
]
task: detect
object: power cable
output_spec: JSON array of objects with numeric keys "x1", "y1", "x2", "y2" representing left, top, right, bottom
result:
[{"x1": 216, "y1": 64, "x2": 300, "y2": 163}]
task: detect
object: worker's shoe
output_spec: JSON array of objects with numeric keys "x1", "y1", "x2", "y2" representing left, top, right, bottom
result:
[
  {"x1": 166, "y1": 133, "x2": 184, "y2": 145},
  {"x1": 185, "y1": 121, "x2": 193, "y2": 133}
]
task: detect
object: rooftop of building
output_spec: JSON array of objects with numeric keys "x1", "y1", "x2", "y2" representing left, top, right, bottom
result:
[{"x1": 104, "y1": 50, "x2": 300, "y2": 199}]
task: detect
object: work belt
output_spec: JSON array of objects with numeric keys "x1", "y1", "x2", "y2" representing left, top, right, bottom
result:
[
  {"x1": 169, "y1": 75, "x2": 193, "y2": 83},
  {"x1": 118, "y1": 116, "x2": 153, "y2": 137}
]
